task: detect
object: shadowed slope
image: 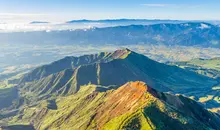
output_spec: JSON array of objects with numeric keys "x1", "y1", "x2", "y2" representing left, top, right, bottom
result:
[
  {"x1": 19, "y1": 49, "x2": 131, "y2": 83},
  {"x1": 0, "y1": 125, "x2": 35, "y2": 130},
  {"x1": 168, "y1": 57, "x2": 220, "y2": 112}
]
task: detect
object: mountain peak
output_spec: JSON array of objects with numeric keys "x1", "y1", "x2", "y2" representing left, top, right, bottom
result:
[
  {"x1": 121, "y1": 81, "x2": 159, "y2": 98},
  {"x1": 125, "y1": 81, "x2": 147, "y2": 91},
  {"x1": 111, "y1": 48, "x2": 132, "y2": 59}
]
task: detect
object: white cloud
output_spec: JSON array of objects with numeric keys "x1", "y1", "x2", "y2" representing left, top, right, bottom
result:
[
  {"x1": 141, "y1": 4, "x2": 168, "y2": 7},
  {"x1": 198, "y1": 23, "x2": 211, "y2": 29},
  {"x1": 0, "y1": 13, "x2": 48, "y2": 16},
  {"x1": 141, "y1": 4, "x2": 201, "y2": 9}
]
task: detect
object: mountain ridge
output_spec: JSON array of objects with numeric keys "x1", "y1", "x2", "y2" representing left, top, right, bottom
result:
[
  {"x1": 5, "y1": 81, "x2": 220, "y2": 130},
  {"x1": 18, "y1": 48, "x2": 131, "y2": 83},
  {"x1": 66, "y1": 19, "x2": 183, "y2": 23},
  {"x1": 12, "y1": 49, "x2": 218, "y2": 111}
]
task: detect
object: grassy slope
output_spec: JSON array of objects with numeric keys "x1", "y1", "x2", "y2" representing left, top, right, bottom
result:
[
  {"x1": 7, "y1": 82, "x2": 220, "y2": 130},
  {"x1": 170, "y1": 57, "x2": 220, "y2": 78},
  {"x1": 1, "y1": 50, "x2": 220, "y2": 129},
  {"x1": 187, "y1": 58, "x2": 220, "y2": 71}
]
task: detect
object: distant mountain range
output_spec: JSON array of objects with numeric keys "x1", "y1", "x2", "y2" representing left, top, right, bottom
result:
[
  {"x1": 66, "y1": 19, "x2": 220, "y2": 25},
  {"x1": 66, "y1": 19, "x2": 183, "y2": 23},
  {"x1": 1, "y1": 49, "x2": 220, "y2": 130},
  {"x1": 29, "y1": 21, "x2": 50, "y2": 24},
  {"x1": 1, "y1": 22, "x2": 220, "y2": 48}
]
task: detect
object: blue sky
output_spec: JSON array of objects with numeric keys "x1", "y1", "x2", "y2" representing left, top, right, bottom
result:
[{"x1": 0, "y1": 0, "x2": 220, "y2": 23}]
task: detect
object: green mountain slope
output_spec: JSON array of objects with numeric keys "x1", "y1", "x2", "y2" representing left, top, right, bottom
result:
[
  {"x1": 6, "y1": 81, "x2": 220, "y2": 130},
  {"x1": 19, "y1": 49, "x2": 130, "y2": 83},
  {"x1": 1, "y1": 49, "x2": 220, "y2": 130},
  {"x1": 0, "y1": 49, "x2": 220, "y2": 130},
  {"x1": 186, "y1": 57, "x2": 220, "y2": 71},
  {"x1": 17, "y1": 49, "x2": 217, "y2": 103}
]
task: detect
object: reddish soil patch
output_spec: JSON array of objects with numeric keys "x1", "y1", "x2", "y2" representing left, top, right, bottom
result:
[{"x1": 95, "y1": 81, "x2": 155, "y2": 128}]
